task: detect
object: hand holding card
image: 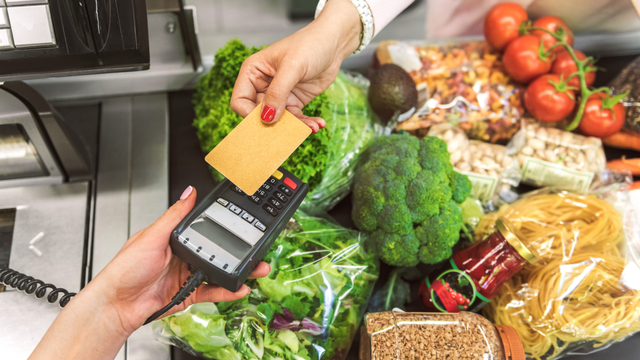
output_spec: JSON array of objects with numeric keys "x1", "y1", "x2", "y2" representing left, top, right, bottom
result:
[{"x1": 205, "y1": 104, "x2": 312, "y2": 195}]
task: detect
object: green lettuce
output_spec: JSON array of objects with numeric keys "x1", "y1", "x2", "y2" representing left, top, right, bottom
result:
[{"x1": 156, "y1": 212, "x2": 379, "y2": 360}]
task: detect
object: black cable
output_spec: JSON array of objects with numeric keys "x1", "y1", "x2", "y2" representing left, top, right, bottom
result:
[
  {"x1": 0, "y1": 265, "x2": 204, "y2": 324},
  {"x1": 0, "y1": 266, "x2": 76, "y2": 307},
  {"x1": 143, "y1": 270, "x2": 205, "y2": 325}
]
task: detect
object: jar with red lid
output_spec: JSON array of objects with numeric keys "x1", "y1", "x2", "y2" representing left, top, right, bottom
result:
[{"x1": 420, "y1": 217, "x2": 537, "y2": 312}]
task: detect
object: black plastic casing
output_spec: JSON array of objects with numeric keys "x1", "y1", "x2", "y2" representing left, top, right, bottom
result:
[
  {"x1": 169, "y1": 169, "x2": 308, "y2": 292},
  {"x1": 0, "y1": 0, "x2": 149, "y2": 81}
]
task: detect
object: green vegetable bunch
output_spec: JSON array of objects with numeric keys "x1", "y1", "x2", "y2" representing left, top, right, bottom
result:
[
  {"x1": 352, "y1": 133, "x2": 472, "y2": 267},
  {"x1": 193, "y1": 39, "x2": 329, "y2": 189},
  {"x1": 305, "y1": 72, "x2": 380, "y2": 210},
  {"x1": 158, "y1": 212, "x2": 379, "y2": 360}
]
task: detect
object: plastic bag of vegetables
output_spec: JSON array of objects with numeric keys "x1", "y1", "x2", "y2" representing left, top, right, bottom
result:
[
  {"x1": 304, "y1": 71, "x2": 382, "y2": 211},
  {"x1": 153, "y1": 210, "x2": 380, "y2": 360},
  {"x1": 193, "y1": 39, "x2": 381, "y2": 212}
]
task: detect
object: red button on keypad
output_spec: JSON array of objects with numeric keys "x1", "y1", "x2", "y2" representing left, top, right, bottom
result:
[{"x1": 283, "y1": 177, "x2": 297, "y2": 190}]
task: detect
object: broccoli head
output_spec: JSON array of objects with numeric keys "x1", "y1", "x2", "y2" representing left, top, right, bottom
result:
[{"x1": 352, "y1": 133, "x2": 471, "y2": 266}]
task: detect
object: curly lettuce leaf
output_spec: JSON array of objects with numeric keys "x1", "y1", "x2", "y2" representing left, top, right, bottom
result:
[{"x1": 192, "y1": 39, "x2": 329, "y2": 190}]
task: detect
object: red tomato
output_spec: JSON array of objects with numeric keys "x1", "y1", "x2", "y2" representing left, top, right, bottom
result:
[
  {"x1": 531, "y1": 16, "x2": 574, "y2": 53},
  {"x1": 503, "y1": 35, "x2": 553, "y2": 83},
  {"x1": 524, "y1": 74, "x2": 576, "y2": 122},
  {"x1": 483, "y1": 3, "x2": 528, "y2": 51},
  {"x1": 578, "y1": 93, "x2": 626, "y2": 138},
  {"x1": 551, "y1": 50, "x2": 595, "y2": 88}
]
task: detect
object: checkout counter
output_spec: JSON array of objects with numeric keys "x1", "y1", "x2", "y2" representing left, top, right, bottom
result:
[{"x1": 2, "y1": 1, "x2": 640, "y2": 360}]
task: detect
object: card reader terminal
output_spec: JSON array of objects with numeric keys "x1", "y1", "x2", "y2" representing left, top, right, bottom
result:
[{"x1": 170, "y1": 167, "x2": 308, "y2": 292}]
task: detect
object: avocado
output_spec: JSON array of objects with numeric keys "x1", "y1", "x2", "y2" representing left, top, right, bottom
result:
[{"x1": 368, "y1": 64, "x2": 418, "y2": 124}]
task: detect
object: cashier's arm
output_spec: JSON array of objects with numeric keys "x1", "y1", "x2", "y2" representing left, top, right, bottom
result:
[{"x1": 29, "y1": 186, "x2": 271, "y2": 360}]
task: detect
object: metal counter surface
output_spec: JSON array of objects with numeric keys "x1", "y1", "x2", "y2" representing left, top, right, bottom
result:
[
  {"x1": 91, "y1": 94, "x2": 171, "y2": 360},
  {"x1": 0, "y1": 182, "x2": 89, "y2": 360}
]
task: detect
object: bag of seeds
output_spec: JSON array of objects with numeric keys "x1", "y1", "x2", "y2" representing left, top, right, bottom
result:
[{"x1": 360, "y1": 310, "x2": 525, "y2": 360}]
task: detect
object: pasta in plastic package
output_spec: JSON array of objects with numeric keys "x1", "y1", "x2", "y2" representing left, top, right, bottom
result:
[
  {"x1": 428, "y1": 123, "x2": 521, "y2": 202},
  {"x1": 372, "y1": 40, "x2": 523, "y2": 143},
  {"x1": 153, "y1": 210, "x2": 379, "y2": 360},
  {"x1": 475, "y1": 181, "x2": 640, "y2": 360},
  {"x1": 507, "y1": 120, "x2": 606, "y2": 192}
]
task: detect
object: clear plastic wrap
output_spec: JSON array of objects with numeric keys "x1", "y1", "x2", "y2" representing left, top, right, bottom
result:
[
  {"x1": 305, "y1": 71, "x2": 383, "y2": 211},
  {"x1": 608, "y1": 55, "x2": 640, "y2": 135},
  {"x1": 507, "y1": 120, "x2": 606, "y2": 192},
  {"x1": 360, "y1": 310, "x2": 524, "y2": 360},
  {"x1": 476, "y1": 184, "x2": 640, "y2": 360},
  {"x1": 428, "y1": 123, "x2": 521, "y2": 202},
  {"x1": 154, "y1": 210, "x2": 380, "y2": 360},
  {"x1": 373, "y1": 40, "x2": 523, "y2": 143}
]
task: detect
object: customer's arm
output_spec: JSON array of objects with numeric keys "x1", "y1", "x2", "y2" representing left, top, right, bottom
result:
[
  {"x1": 29, "y1": 186, "x2": 270, "y2": 360},
  {"x1": 230, "y1": 0, "x2": 414, "y2": 130}
]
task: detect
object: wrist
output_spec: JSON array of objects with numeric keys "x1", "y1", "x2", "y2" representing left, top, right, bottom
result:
[
  {"x1": 29, "y1": 280, "x2": 132, "y2": 360},
  {"x1": 77, "y1": 280, "x2": 136, "y2": 339},
  {"x1": 314, "y1": 0, "x2": 362, "y2": 60}
]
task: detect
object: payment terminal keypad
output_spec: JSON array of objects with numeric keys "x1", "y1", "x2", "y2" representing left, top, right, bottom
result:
[{"x1": 177, "y1": 168, "x2": 302, "y2": 274}]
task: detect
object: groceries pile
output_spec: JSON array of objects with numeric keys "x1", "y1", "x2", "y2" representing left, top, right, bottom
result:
[{"x1": 156, "y1": 4, "x2": 640, "y2": 360}]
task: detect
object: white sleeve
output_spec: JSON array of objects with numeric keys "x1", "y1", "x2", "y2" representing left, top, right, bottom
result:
[{"x1": 366, "y1": 0, "x2": 416, "y2": 36}]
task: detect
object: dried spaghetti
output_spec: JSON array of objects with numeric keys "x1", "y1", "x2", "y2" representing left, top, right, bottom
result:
[{"x1": 479, "y1": 193, "x2": 640, "y2": 360}]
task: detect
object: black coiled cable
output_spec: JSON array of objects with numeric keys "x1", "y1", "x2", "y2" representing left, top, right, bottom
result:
[{"x1": 0, "y1": 266, "x2": 76, "y2": 307}]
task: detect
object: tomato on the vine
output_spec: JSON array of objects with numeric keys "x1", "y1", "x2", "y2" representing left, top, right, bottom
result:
[
  {"x1": 551, "y1": 50, "x2": 595, "y2": 88},
  {"x1": 524, "y1": 74, "x2": 576, "y2": 122},
  {"x1": 483, "y1": 3, "x2": 528, "y2": 51},
  {"x1": 578, "y1": 92, "x2": 626, "y2": 138},
  {"x1": 503, "y1": 35, "x2": 553, "y2": 83},
  {"x1": 531, "y1": 16, "x2": 574, "y2": 52}
]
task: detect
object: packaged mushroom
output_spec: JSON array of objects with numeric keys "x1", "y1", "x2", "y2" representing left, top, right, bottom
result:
[
  {"x1": 429, "y1": 124, "x2": 521, "y2": 202},
  {"x1": 507, "y1": 120, "x2": 606, "y2": 192}
]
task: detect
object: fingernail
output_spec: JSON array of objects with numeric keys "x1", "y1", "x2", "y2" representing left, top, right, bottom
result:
[
  {"x1": 312, "y1": 127, "x2": 318, "y2": 134},
  {"x1": 261, "y1": 105, "x2": 275, "y2": 122},
  {"x1": 180, "y1": 186, "x2": 193, "y2": 200},
  {"x1": 319, "y1": 122, "x2": 325, "y2": 129}
]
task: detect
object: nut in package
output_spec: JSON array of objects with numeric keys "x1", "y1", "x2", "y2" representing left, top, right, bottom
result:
[
  {"x1": 507, "y1": 120, "x2": 606, "y2": 192},
  {"x1": 429, "y1": 124, "x2": 521, "y2": 202}
]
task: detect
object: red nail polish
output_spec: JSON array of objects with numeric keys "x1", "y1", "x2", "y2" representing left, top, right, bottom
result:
[
  {"x1": 261, "y1": 105, "x2": 275, "y2": 122},
  {"x1": 319, "y1": 122, "x2": 325, "y2": 129},
  {"x1": 312, "y1": 127, "x2": 318, "y2": 134}
]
